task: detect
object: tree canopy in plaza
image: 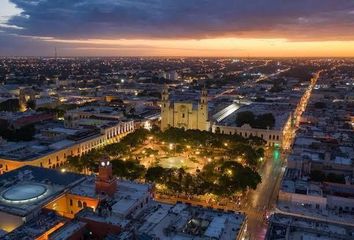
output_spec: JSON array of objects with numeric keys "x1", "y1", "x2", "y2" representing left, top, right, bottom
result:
[
  {"x1": 66, "y1": 126, "x2": 264, "y2": 197},
  {"x1": 145, "y1": 160, "x2": 261, "y2": 197}
]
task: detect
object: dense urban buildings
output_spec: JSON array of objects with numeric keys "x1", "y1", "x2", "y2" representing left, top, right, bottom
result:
[
  {"x1": 0, "y1": 57, "x2": 353, "y2": 240},
  {"x1": 0, "y1": 161, "x2": 247, "y2": 239},
  {"x1": 1, "y1": 0, "x2": 354, "y2": 239}
]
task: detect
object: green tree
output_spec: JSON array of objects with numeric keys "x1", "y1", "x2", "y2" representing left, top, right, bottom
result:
[
  {"x1": 143, "y1": 148, "x2": 159, "y2": 156},
  {"x1": 67, "y1": 155, "x2": 82, "y2": 171},
  {"x1": 235, "y1": 111, "x2": 275, "y2": 129},
  {"x1": 248, "y1": 136, "x2": 266, "y2": 146},
  {"x1": 66, "y1": 150, "x2": 104, "y2": 173},
  {"x1": 214, "y1": 161, "x2": 261, "y2": 196},
  {"x1": 236, "y1": 111, "x2": 255, "y2": 127},
  {"x1": 254, "y1": 113, "x2": 275, "y2": 129},
  {"x1": 228, "y1": 143, "x2": 260, "y2": 167},
  {"x1": 80, "y1": 149, "x2": 104, "y2": 171},
  {"x1": 121, "y1": 128, "x2": 149, "y2": 147},
  {"x1": 103, "y1": 142, "x2": 126, "y2": 157},
  {"x1": 145, "y1": 166, "x2": 166, "y2": 183},
  {"x1": 111, "y1": 159, "x2": 146, "y2": 180}
]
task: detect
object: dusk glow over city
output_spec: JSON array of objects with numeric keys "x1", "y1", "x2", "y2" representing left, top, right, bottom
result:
[
  {"x1": 1, "y1": 0, "x2": 354, "y2": 56},
  {"x1": 0, "y1": 1, "x2": 353, "y2": 240}
]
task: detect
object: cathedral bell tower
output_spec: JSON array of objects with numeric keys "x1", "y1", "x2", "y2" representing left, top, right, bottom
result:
[
  {"x1": 162, "y1": 84, "x2": 169, "y2": 102},
  {"x1": 197, "y1": 87, "x2": 208, "y2": 130},
  {"x1": 200, "y1": 87, "x2": 208, "y2": 106},
  {"x1": 95, "y1": 157, "x2": 117, "y2": 197},
  {"x1": 160, "y1": 84, "x2": 170, "y2": 131}
]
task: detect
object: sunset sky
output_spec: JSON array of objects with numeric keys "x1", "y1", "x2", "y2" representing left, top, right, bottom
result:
[{"x1": 1, "y1": 0, "x2": 354, "y2": 57}]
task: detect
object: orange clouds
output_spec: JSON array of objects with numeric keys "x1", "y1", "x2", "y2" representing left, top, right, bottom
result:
[{"x1": 41, "y1": 37, "x2": 354, "y2": 57}]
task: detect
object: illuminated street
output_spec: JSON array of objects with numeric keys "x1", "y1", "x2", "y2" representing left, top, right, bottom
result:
[
  {"x1": 242, "y1": 147, "x2": 284, "y2": 239},
  {"x1": 243, "y1": 70, "x2": 322, "y2": 239}
]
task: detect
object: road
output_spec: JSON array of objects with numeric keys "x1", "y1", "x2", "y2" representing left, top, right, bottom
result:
[
  {"x1": 243, "y1": 70, "x2": 323, "y2": 239},
  {"x1": 242, "y1": 147, "x2": 284, "y2": 239},
  {"x1": 255, "y1": 67, "x2": 291, "y2": 83},
  {"x1": 213, "y1": 60, "x2": 272, "y2": 99}
]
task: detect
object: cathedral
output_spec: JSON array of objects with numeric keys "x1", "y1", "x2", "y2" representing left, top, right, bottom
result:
[{"x1": 160, "y1": 86, "x2": 209, "y2": 131}]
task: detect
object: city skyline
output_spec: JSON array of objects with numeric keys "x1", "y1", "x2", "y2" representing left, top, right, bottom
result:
[{"x1": 1, "y1": 0, "x2": 354, "y2": 57}]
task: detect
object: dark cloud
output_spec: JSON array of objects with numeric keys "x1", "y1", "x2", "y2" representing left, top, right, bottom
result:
[
  {"x1": 3, "y1": 0, "x2": 354, "y2": 40},
  {"x1": 0, "y1": 32, "x2": 54, "y2": 56},
  {"x1": 1, "y1": 0, "x2": 354, "y2": 56},
  {"x1": 0, "y1": 32, "x2": 170, "y2": 56}
]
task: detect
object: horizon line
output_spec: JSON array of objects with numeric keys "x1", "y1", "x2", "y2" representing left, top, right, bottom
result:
[{"x1": 1, "y1": 55, "x2": 354, "y2": 59}]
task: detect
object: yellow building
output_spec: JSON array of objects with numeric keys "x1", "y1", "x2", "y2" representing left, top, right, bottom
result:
[
  {"x1": 160, "y1": 86, "x2": 209, "y2": 131},
  {"x1": 0, "y1": 121, "x2": 134, "y2": 174}
]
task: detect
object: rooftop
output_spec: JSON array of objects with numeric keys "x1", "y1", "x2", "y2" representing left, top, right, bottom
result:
[
  {"x1": 0, "y1": 127, "x2": 100, "y2": 161},
  {"x1": 130, "y1": 202, "x2": 246, "y2": 240},
  {"x1": 216, "y1": 102, "x2": 291, "y2": 130},
  {"x1": 0, "y1": 166, "x2": 84, "y2": 216},
  {"x1": 266, "y1": 213, "x2": 354, "y2": 240},
  {"x1": 3, "y1": 211, "x2": 67, "y2": 240}
]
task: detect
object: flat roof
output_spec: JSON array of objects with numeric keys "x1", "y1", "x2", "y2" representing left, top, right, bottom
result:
[
  {"x1": 0, "y1": 129, "x2": 101, "y2": 161},
  {"x1": 3, "y1": 211, "x2": 67, "y2": 240},
  {"x1": 135, "y1": 202, "x2": 246, "y2": 240},
  {"x1": 0, "y1": 166, "x2": 85, "y2": 216},
  {"x1": 266, "y1": 213, "x2": 354, "y2": 240},
  {"x1": 216, "y1": 102, "x2": 291, "y2": 130},
  {"x1": 70, "y1": 177, "x2": 152, "y2": 203}
]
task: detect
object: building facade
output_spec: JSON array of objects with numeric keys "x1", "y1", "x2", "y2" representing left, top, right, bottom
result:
[
  {"x1": 0, "y1": 121, "x2": 134, "y2": 174},
  {"x1": 211, "y1": 123, "x2": 283, "y2": 147},
  {"x1": 160, "y1": 86, "x2": 209, "y2": 131}
]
